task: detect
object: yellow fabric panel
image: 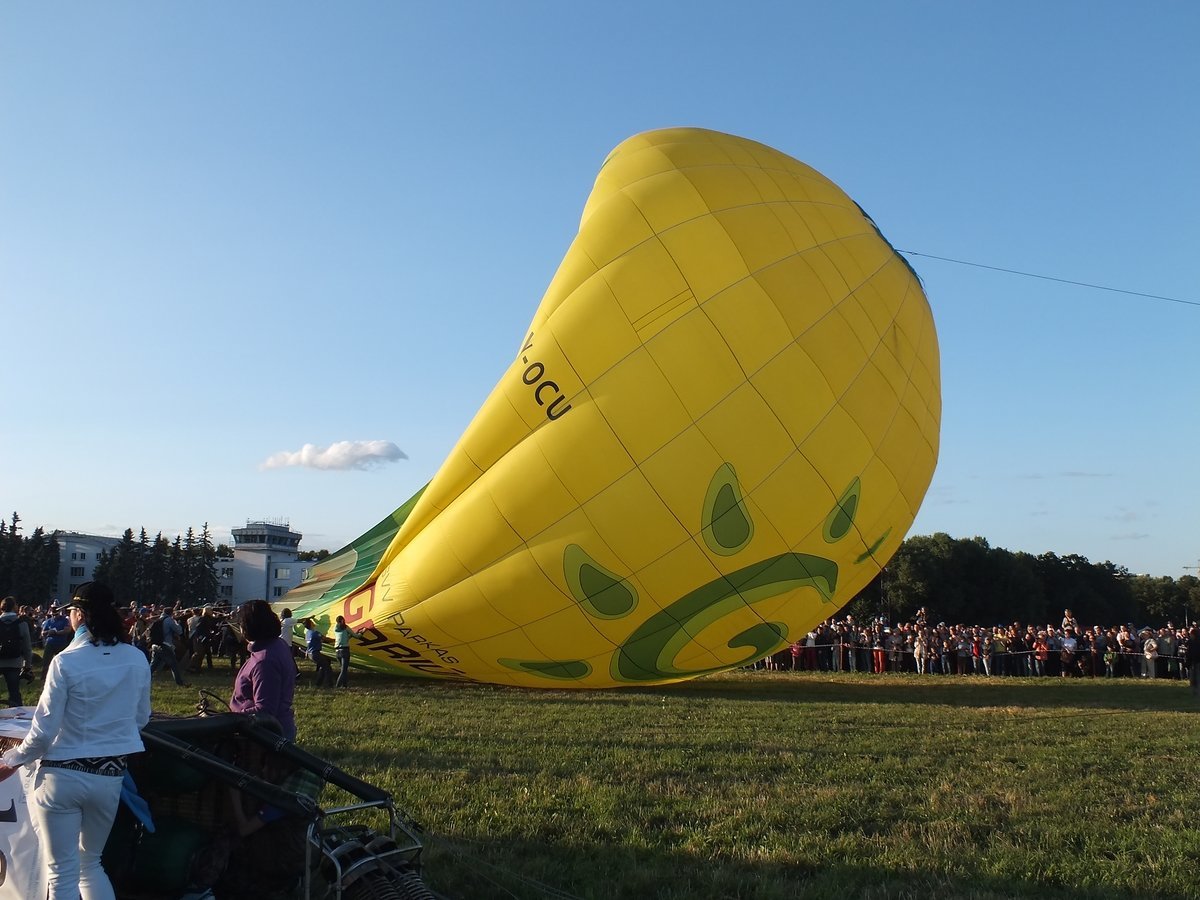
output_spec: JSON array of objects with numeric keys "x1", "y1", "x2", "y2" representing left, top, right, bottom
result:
[
  {"x1": 750, "y1": 342, "x2": 837, "y2": 447},
  {"x1": 836, "y1": 293, "x2": 885, "y2": 358},
  {"x1": 638, "y1": 428, "x2": 724, "y2": 535},
  {"x1": 797, "y1": 308, "x2": 866, "y2": 399},
  {"x1": 867, "y1": 330, "x2": 913, "y2": 401},
  {"x1": 632, "y1": 540, "x2": 722, "y2": 609},
  {"x1": 751, "y1": 453, "x2": 839, "y2": 549},
  {"x1": 742, "y1": 167, "x2": 788, "y2": 203},
  {"x1": 621, "y1": 170, "x2": 711, "y2": 235},
  {"x1": 801, "y1": 178, "x2": 860, "y2": 211},
  {"x1": 545, "y1": 275, "x2": 638, "y2": 385},
  {"x1": 683, "y1": 165, "x2": 761, "y2": 215},
  {"x1": 841, "y1": 358, "x2": 902, "y2": 443},
  {"x1": 588, "y1": 347, "x2": 692, "y2": 464},
  {"x1": 763, "y1": 169, "x2": 816, "y2": 204},
  {"x1": 854, "y1": 279, "x2": 906, "y2": 352},
  {"x1": 415, "y1": 578, "x2": 518, "y2": 644},
  {"x1": 658, "y1": 215, "x2": 749, "y2": 303},
  {"x1": 530, "y1": 400, "x2": 633, "y2": 505},
  {"x1": 770, "y1": 201, "x2": 820, "y2": 249},
  {"x1": 651, "y1": 132, "x2": 740, "y2": 171},
  {"x1": 575, "y1": 188, "x2": 653, "y2": 269},
  {"x1": 600, "y1": 237, "x2": 693, "y2": 335},
  {"x1": 802, "y1": 247, "x2": 854, "y2": 298},
  {"x1": 487, "y1": 440, "x2": 580, "y2": 543},
  {"x1": 800, "y1": 405, "x2": 875, "y2": 501},
  {"x1": 714, "y1": 205, "x2": 799, "y2": 276},
  {"x1": 522, "y1": 607, "x2": 616, "y2": 660},
  {"x1": 467, "y1": 627, "x2": 546, "y2": 671},
  {"x1": 645, "y1": 308, "x2": 745, "y2": 420},
  {"x1": 523, "y1": 507, "x2": 615, "y2": 599},
  {"x1": 580, "y1": 468, "x2": 691, "y2": 573},
  {"x1": 453, "y1": 377, "x2": 534, "y2": 473},
  {"x1": 753, "y1": 256, "x2": 836, "y2": 341},
  {"x1": 702, "y1": 278, "x2": 794, "y2": 376},
  {"x1": 537, "y1": 239, "x2": 600, "y2": 321},
  {"x1": 878, "y1": 405, "x2": 937, "y2": 509},
  {"x1": 411, "y1": 489, "x2": 519, "y2": 589},
  {"x1": 697, "y1": 383, "x2": 797, "y2": 490}
]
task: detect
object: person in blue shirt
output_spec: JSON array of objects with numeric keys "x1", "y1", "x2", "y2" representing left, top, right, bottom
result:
[
  {"x1": 39, "y1": 606, "x2": 71, "y2": 676},
  {"x1": 302, "y1": 618, "x2": 332, "y2": 688}
]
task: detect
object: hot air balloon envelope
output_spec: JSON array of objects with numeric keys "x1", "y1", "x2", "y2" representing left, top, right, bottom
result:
[{"x1": 282, "y1": 127, "x2": 941, "y2": 688}]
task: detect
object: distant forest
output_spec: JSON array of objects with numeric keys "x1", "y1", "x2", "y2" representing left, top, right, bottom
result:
[{"x1": 843, "y1": 533, "x2": 1200, "y2": 627}]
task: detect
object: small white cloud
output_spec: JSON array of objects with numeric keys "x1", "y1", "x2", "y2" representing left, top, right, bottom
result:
[{"x1": 261, "y1": 440, "x2": 407, "y2": 472}]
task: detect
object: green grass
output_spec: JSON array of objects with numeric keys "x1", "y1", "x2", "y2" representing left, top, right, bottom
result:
[{"x1": 149, "y1": 667, "x2": 1200, "y2": 900}]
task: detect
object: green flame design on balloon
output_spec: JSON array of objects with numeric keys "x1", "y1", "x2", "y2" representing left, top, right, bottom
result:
[
  {"x1": 701, "y1": 463, "x2": 754, "y2": 556},
  {"x1": 504, "y1": 468, "x2": 882, "y2": 683}
]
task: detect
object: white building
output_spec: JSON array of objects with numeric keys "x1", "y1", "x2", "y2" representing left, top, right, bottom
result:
[
  {"x1": 53, "y1": 532, "x2": 121, "y2": 601},
  {"x1": 218, "y1": 520, "x2": 312, "y2": 607}
]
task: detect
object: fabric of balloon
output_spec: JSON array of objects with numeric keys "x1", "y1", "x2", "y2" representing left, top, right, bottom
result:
[{"x1": 281, "y1": 127, "x2": 941, "y2": 688}]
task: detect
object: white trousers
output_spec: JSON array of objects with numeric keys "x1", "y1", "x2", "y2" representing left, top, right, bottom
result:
[{"x1": 29, "y1": 765, "x2": 123, "y2": 900}]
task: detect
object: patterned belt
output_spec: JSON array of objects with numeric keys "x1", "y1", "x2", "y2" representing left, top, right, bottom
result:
[{"x1": 41, "y1": 755, "x2": 128, "y2": 777}]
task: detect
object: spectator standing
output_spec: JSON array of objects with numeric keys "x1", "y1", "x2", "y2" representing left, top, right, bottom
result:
[
  {"x1": 1158, "y1": 627, "x2": 1176, "y2": 679},
  {"x1": 0, "y1": 597, "x2": 33, "y2": 706},
  {"x1": 872, "y1": 629, "x2": 886, "y2": 674},
  {"x1": 1060, "y1": 629, "x2": 1078, "y2": 677},
  {"x1": 131, "y1": 609, "x2": 153, "y2": 660},
  {"x1": 333, "y1": 616, "x2": 353, "y2": 688},
  {"x1": 1142, "y1": 631, "x2": 1158, "y2": 678},
  {"x1": 1187, "y1": 626, "x2": 1200, "y2": 698},
  {"x1": 279, "y1": 608, "x2": 299, "y2": 654},
  {"x1": 0, "y1": 582, "x2": 151, "y2": 900},
  {"x1": 1032, "y1": 632, "x2": 1049, "y2": 677},
  {"x1": 304, "y1": 619, "x2": 333, "y2": 688},
  {"x1": 189, "y1": 607, "x2": 216, "y2": 672},
  {"x1": 40, "y1": 605, "x2": 71, "y2": 676},
  {"x1": 230, "y1": 601, "x2": 297, "y2": 739},
  {"x1": 148, "y1": 610, "x2": 189, "y2": 687}
]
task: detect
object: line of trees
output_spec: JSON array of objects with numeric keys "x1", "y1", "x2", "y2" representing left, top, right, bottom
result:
[
  {"x1": 92, "y1": 525, "x2": 221, "y2": 608},
  {"x1": 844, "y1": 533, "x2": 1200, "y2": 627},
  {"x1": 0, "y1": 513, "x2": 60, "y2": 603}
]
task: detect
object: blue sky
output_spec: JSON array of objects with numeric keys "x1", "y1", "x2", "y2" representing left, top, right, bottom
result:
[{"x1": 2, "y1": 3, "x2": 1197, "y2": 577}]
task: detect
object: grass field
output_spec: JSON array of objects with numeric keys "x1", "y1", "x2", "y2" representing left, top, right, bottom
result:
[{"x1": 148, "y1": 666, "x2": 1200, "y2": 900}]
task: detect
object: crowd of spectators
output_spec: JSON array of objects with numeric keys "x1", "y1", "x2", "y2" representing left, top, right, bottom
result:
[
  {"x1": 11, "y1": 600, "x2": 250, "y2": 688},
  {"x1": 758, "y1": 607, "x2": 1200, "y2": 684}
]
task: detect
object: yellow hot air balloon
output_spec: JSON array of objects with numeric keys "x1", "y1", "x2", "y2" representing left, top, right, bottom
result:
[{"x1": 283, "y1": 127, "x2": 940, "y2": 687}]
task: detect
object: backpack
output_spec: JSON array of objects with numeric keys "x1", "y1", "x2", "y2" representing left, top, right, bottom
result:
[
  {"x1": 149, "y1": 618, "x2": 165, "y2": 646},
  {"x1": 0, "y1": 619, "x2": 22, "y2": 659}
]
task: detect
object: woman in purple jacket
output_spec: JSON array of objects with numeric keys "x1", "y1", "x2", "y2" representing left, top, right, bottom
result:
[{"x1": 230, "y1": 601, "x2": 297, "y2": 740}]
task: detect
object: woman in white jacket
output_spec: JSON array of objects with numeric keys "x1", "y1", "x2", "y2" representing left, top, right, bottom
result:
[{"x1": 0, "y1": 581, "x2": 151, "y2": 900}]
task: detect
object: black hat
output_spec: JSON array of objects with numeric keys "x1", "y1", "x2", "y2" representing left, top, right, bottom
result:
[{"x1": 64, "y1": 581, "x2": 115, "y2": 613}]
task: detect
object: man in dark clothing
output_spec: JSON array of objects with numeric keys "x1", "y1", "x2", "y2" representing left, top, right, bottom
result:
[{"x1": 0, "y1": 596, "x2": 34, "y2": 705}]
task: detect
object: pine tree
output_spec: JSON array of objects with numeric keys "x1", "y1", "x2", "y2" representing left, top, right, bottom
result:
[
  {"x1": 197, "y1": 523, "x2": 220, "y2": 604},
  {"x1": 168, "y1": 535, "x2": 185, "y2": 605},
  {"x1": 109, "y1": 529, "x2": 139, "y2": 606}
]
